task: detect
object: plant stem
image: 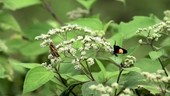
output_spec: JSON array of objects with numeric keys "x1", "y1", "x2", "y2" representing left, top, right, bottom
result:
[
  {"x1": 114, "y1": 67, "x2": 123, "y2": 96},
  {"x1": 85, "y1": 61, "x2": 95, "y2": 81},
  {"x1": 54, "y1": 67, "x2": 77, "y2": 96},
  {"x1": 42, "y1": 0, "x2": 64, "y2": 25},
  {"x1": 80, "y1": 62, "x2": 94, "y2": 81},
  {"x1": 150, "y1": 44, "x2": 168, "y2": 76}
]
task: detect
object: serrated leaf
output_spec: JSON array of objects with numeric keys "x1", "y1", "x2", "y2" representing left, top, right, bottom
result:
[
  {"x1": 23, "y1": 66, "x2": 54, "y2": 93},
  {"x1": 3, "y1": 0, "x2": 41, "y2": 10},
  {"x1": 81, "y1": 81, "x2": 100, "y2": 96},
  {"x1": 76, "y1": 0, "x2": 96, "y2": 9},
  {"x1": 149, "y1": 50, "x2": 164, "y2": 60},
  {"x1": 0, "y1": 11, "x2": 21, "y2": 31}
]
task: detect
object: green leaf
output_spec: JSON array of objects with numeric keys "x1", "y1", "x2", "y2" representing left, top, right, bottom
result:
[
  {"x1": 60, "y1": 83, "x2": 82, "y2": 96},
  {"x1": 142, "y1": 84, "x2": 160, "y2": 95},
  {"x1": 103, "y1": 20, "x2": 114, "y2": 33},
  {"x1": 16, "y1": 63, "x2": 41, "y2": 69},
  {"x1": 59, "y1": 62, "x2": 80, "y2": 75},
  {"x1": 0, "y1": 39, "x2": 8, "y2": 52},
  {"x1": 81, "y1": 81, "x2": 100, "y2": 96},
  {"x1": 23, "y1": 66, "x2": 54, "y2": 93},
  {"x1": 95, "y1": 59, "x2": 106, "y2": 73},
  {"x1": 66, "y1": 75, "x2": 89, "y2": 82},
  {"x1": 23, "y1": 23, "x2": 53, "y2": 40},
  {"x1": 3, "y1": 0, "x2": 41, "y2": 10},
  {"x1": 0, "y1": 67, "x2": 5, "y2": 78},
  {"x1": 135, "y1": 58, "x2": 161, "y2": 72},
  {"x1": 149, "y1": 50, "x2": 164, "y2": 60},
  {"x1": 119, "y1": 16, "x2": 160, "y2": 39},
  {"x1": 76, "y1": 0, "x2": 96, "y2": 10},
  {"x1": 68, "y1": 18, "x2": 104, "y2": 34},
  {"x1": 161, "y1": 37, "x2": 170, "y2": 47},
  {"x1": 126, "y1": 45, "x2": 140, "y2": 56},
  {"x1": 122, "y1": 71, "x2": 146, "y2": 88},
  {"x1": 20, "y1": 41, "x2": 48, "y2": 56},
  {"x1": 8, "y1": 59, "x2": 26, "y2": 74},
  {"x1": 116, "y1": 0, "x2": 126, "y2": 5},
  {"x1": 124, "y1": 67, "x2": 141, "y2": 73},
  {"x1": 0, "y1": 11, "x2": 21, "y2": 31}
]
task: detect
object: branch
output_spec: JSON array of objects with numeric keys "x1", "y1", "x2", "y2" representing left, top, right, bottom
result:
[{"x1": 42, "y1": 0, "x2": 64, "y2": 25}]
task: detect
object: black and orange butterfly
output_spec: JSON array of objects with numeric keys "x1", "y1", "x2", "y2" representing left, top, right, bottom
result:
[
  {"x1": 113, "y1": 42, "x2": 127, "y2": 57},
  {"x1": 49, "y1": 42, "x2": 60, "y2": 58}
]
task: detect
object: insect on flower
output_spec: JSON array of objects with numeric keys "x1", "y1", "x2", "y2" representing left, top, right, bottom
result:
[
  {"x1": 113, "y1": 42, "x2": 127, "y2": 57},
  {"x1": 49, "y1": 42, "x2": 60, "y2": 58}
]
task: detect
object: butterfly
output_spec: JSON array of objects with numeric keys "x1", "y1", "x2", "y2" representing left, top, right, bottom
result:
[
  {"x1": 113, "y1": 42, "x2": 127, "y2": 57},
  {"x1": 49, "y1": 42, "x2": 60, "y2": 58}
]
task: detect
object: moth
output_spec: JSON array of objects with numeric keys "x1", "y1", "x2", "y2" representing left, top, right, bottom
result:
[
  {"x1": 113, "y1": 42, "x2": 127, "y2": 56},
  {"x1": 49, "y1": 42, "x2": 60, "y2": 58}
]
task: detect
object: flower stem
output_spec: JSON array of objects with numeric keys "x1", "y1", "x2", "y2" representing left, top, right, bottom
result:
[
  {"x1": 114, "y1": 67, "x2": 123, "y2": 96},
  {"x1": 85, "y1": 61, "x2": 95, "y2": 81},
  {"x1": 150, "y1": 43, "x2": 168, "y2": 76}
]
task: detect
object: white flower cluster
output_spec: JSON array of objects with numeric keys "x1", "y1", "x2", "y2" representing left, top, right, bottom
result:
[
  {"x1": 164, "y1": 10, "x2": 170, "y2": 21},
  {"x1": 35, "y1": 24, "x2": 112, "y2": 71},
  {"x1": 137, "y1": 21, "x2": 170, "y2": 44},
  {"x1": 119, "y1": 88, "x2": 132, "y2": 96},
  {"x1": 141, "y1": 70, "x2": 170, "y2": 83},
  {"x1": 35, "y1": 24, "x2": 106, "y2": 48},
  {"x1": 89, "y1": 84, "x2": 113, "y2": 96},
  {"x1": 67, "y1": 7, "x2": 89, "y2": 20},
  {"x1": 122, "y1": 55, "x2": 136, "y2": 68},
  {"x1": 35, "y1": 24, "x2": 92, "y2": 41},
  {"x1": 137, "y1": 11, "x2": 170, "y2": 44}
]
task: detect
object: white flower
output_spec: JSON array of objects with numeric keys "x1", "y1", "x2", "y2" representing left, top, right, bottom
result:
[
  {"x1": 77, "y1": 36, "x2": 84, "y2": 40},
  {"x1": 123, "y1": 88, "x2": 131, "y2": 94},
  {"x1": 157, "y1": 70, "x2": 164, "y2": 74},
  {"x1": 161, "y1": 77, "x2": 169, "y2": 82},
  {"x1": 84, "y1": 35, "x2": 92, "y2": 42},
  {"x1": 89, "y1": 85, "x2": 97, "y2": 90},
  {"x1": 105, "y1": 86, "x2": 113, "y2": 93},
  {"x1": 111, "y1": 82, "x2": 118, "y2": 89},
  {"x1": 72, "y1": 58, "x2": 80, "y2": 65},
  {"x1": 48, "y1": 54, "x2": 53, "y2": 59},
  {"x1": 101, "y1": 94, "x2": 110, "y2": 96},
  {"x1": 81, "y1": 51, "x2": 86, "y2": 55},
  {"x1": 85, "y1": 43, "x2": 91, "y2": 49},
  {"x1": 138, "y1": 39, "x2": 143, "y2": 44},
  {"x1": 87, "y1": 58, "x2": 94, "y2": 65},
  {"x1": 48, "y1": 29, "x2": 57, "y2": 35},
  {"x1": 74, "y1": 64, "x2": 81, "y2": 70},
  {"x1": 70, "y1": 48, "x2": 77, "y2": 55}
]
